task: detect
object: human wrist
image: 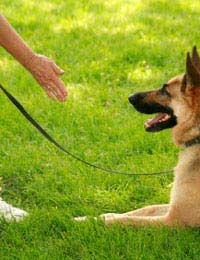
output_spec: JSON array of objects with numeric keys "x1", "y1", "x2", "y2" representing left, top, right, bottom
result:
[{"x1": 21, "y1": 50, "x2": 37, "y2": 70}]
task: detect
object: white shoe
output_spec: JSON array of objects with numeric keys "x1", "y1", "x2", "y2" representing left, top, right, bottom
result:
[{"x1": 0, "y1": 198, "x2": 28, "y2": 222}]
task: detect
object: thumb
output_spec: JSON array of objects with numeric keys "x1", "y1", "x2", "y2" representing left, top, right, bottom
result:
[{"x1": 51, "y1": 62, "x2": 65, "y2": 75}]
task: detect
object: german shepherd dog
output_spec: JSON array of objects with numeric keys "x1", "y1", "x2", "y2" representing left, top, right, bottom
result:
[{"x1": 76, "y1": 46, "x2": 200, "y2": 227}]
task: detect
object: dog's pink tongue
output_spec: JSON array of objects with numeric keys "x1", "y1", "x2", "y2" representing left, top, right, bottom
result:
[{"x1": 145, "y1": 113, "x2": 168, "y2": 128}]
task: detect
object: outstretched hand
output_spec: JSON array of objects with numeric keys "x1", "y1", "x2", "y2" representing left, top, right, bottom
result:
[{"x1": 27, "y1": 54, "x2": 67, "y2": 102}]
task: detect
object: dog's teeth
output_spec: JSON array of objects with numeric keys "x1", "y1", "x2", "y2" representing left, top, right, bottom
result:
[{"x1": 159, "y1": 115, "x2": 171, "y2": 123}]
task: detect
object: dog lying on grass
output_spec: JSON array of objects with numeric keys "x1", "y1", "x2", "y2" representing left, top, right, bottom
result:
[{"x1": 76, "y1": 46, "x2": 200, "y2": 227}]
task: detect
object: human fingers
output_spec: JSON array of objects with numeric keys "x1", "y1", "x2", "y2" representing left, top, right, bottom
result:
[
  {"x1": 44, "y1": 86, "x2": 56, "y2": 100},
  {"x1": 47, "y1": 81, "x2": 65, "y2": 102},
  {"x1": 53, "y1": 77, "x2": 67, "y2": 99},
  {"x1": 51, "y1": 62, "x2": 65, "y2": 75}
]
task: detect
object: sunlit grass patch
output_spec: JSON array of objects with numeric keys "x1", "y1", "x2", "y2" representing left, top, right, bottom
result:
[{"x1": 0, "y1": 0, "x2": 200, "y2": 259}]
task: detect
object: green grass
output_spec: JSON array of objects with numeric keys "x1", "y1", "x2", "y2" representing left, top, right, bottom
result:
[{"x1": 0, "y1": 0, "x2": 200, "y2": 259}]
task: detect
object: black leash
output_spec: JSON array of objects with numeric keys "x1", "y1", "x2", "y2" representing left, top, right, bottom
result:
[{"x1": 0, "y1": 84, "x2": 173, "y2": 176}]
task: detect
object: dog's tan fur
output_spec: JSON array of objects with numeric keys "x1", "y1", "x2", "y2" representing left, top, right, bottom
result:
[{"x1": 75, "y1": 47, "x2": 200, "y2": 227}]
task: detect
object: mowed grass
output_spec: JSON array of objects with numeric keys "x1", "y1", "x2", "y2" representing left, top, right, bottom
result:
[{"x1": 1, "y1": 0, "x2": 200, "y2": 259}]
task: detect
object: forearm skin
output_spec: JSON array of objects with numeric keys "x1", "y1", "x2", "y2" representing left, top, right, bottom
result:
[{"x1": 0, "y1": 14, "x2": 35, "y2": 69}]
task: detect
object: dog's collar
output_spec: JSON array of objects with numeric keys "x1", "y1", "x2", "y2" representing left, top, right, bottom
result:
[{"x1": 184, "y1": 136, "x2": 200, "y2": 148}]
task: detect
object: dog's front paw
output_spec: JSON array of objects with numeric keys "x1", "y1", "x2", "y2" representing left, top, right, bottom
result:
[
  {"x1": 100, "y1": 213, "x2": 117, "y2": 219},
  {"x1": 100, "y1": 213, "x2": 122, "y2": 226},
  {"x1": 100, "y1": 213, "x2": 122, "y2": 220},
  {"x1": 0, "y1": 199, "x2": 28, "y2": 222},
  {"x1": 74, "y1": 213, "x2": 121, "y2": 225},
  {"x1": 74, "y1": 216, "x2": 88, "y2": 222},
  {"x1": 74, "y1": 215, "x2": 100, "y2": 222}
]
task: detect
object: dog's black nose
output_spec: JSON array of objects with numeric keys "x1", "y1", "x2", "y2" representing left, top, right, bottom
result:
[
  {"x1": 128, "y1": 94, "x2": 135, "y2": 104},
  {"x1": 128, "y1": 92, "x2": 146, "y2": 105}
]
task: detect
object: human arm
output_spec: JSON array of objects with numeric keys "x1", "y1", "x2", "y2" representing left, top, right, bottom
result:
[{"x1": 0, "y1": 14, "x2": 67, "y2": 101}]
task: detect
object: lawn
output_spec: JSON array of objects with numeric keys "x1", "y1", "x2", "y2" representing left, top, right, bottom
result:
[{"x1": 1, "y1": 0, "x2": 200, "y2": 259}]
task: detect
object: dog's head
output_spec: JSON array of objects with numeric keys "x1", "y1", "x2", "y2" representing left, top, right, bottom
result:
[{"x1": 129, "y1": 46, "x2": 200, "y2": 145}]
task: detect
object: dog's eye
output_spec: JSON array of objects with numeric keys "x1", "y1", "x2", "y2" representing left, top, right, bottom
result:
[{"x1": 160, "y1": 84, "x2": 171, "y2": 97}]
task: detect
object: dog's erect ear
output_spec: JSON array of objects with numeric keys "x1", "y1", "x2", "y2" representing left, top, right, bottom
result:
[
  {"x1": 192, "y1": 46, "x2": 200, "y2": 72},
  {"x1": 186, "y1": 52, "x2": 200, "y2": 86}
]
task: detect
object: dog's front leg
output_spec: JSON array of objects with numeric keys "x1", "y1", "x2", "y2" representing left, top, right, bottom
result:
[
  {"x1": 100, "y1": 204, "x2": 170, "y2": 226},
  {"x1": 124, "y1": 204, "x2": 170, "y2": 217},
  {"x1": 74, "y1": 204, "x2": 171, "y2": 224},
  {"x1": 103, "y1": 214, "x2": 172, "y2": 227}
]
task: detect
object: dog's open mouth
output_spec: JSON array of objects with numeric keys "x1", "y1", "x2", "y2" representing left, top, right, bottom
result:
[
  {"x1": 128, "y1": 92, "x2": 177, "y2": 132},
  {"x1": 144, "y1": 113, "x2": 177, "y2": 132}
]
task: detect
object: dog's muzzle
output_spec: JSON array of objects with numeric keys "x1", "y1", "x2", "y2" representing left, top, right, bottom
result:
[
  {"x1": 128, "y1": 92, "x2": 177, "y2": 132},
  {"x1": 128, "y1": 92, "x2": 166, "y2": 114}
]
